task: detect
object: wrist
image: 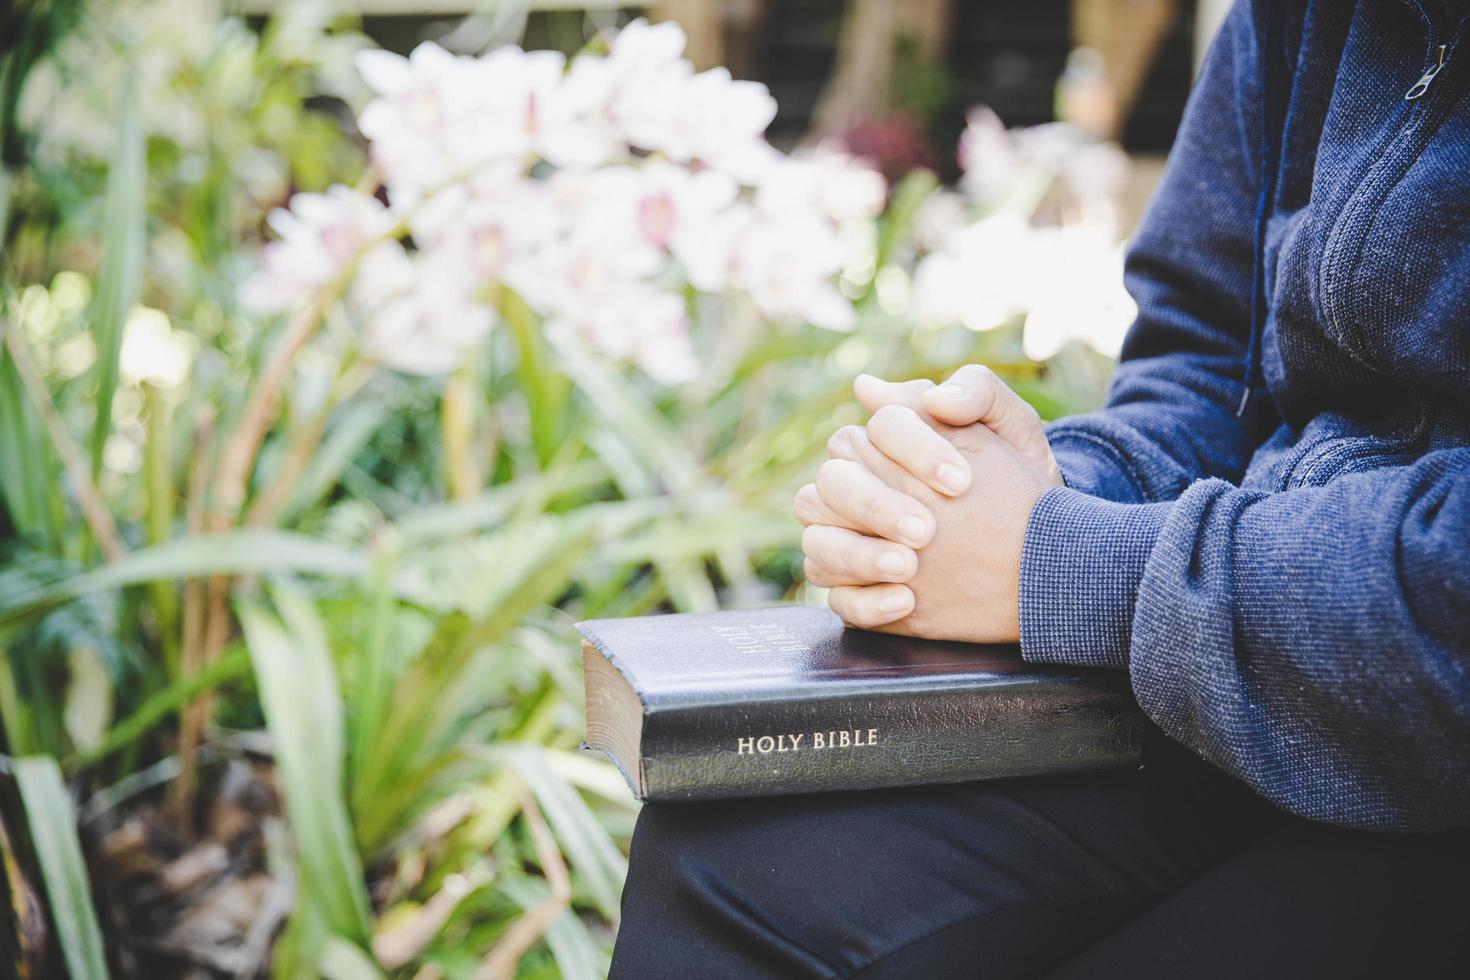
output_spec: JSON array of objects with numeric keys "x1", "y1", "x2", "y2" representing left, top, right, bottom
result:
[{"x1": 1017, "y1": 487, "x2": 1172, "y2": 668}]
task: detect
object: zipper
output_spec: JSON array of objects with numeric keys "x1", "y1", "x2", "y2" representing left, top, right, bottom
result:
[
  {"x1": 1316, "y1": 19, "x2": 1466, "y2": 352},
  {"x1": 1405, "y1": 42, "x2": 1450, "y2": 99}
]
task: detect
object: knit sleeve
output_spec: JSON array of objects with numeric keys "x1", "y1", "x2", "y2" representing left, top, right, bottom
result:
[{"x1": 1044, "y1": 0, "x2": 1276, "y2": 504}]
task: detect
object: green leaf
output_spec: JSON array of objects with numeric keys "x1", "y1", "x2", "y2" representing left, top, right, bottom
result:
[
  {"x1": 12, "y1": 756, "x2": 109, "y2": 980},
  {"x1": 87, "y1": 73, "x2": 146, "y2": 480},
  {"x1": 352, "y1": 516, "x2": 594, "y2": 853},
  {"x1": 603, "y1": 510, "x2": 797, "y2": 568},
  {"x1": 280, "y1": 399, "x2": 392, "y2": 526},
  {"x1": 393, "y1": 459, "x2": 607, "y2": 548},
  {"x1": 503, "y1": 290, "x2": 573, "y2": 467},
  {"x1": 494, "y1": 745, "x2": 626, "y2": 922},
  {"x1": 872, "y1": 168, "x2": 940, "y2": 278},
  {"x1": 0, "y1": 529, "x2": 367, "y2": 630},
  {"x1": 0, "y1": 348, "x2": 55, "y2": 547},
  {"x1": 553, "y1": 336, "x2": 699, "y2": 494},
  {"x1": 240, "y1": 589, "x2": 371, "y2": 944},
  {"x1": 500, "y1": 877, "x2": 609, "y2": 980},
  {"x1": 347, "y1": 539, "x2": 397, "y2": 794},
  {"x1": 544, "y1": 748, "x2": 639, "y2": 808},
  {"x1": 0, "y1": 631, "x2": 34, "y2": 756},
  {"x1": 317, "y1": 935, "x2": 386, "y2": 980},
  {"x1": 68, "y1": 645, "x2": 250, "y2": 770}
]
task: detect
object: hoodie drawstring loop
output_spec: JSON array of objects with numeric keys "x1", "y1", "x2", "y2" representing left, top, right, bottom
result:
[{"x1": 1239, "y1": 1, "x2": 1291, "y2": 418}]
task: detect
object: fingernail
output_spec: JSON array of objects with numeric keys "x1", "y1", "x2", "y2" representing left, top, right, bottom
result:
[
  {"x1": 880, "y1": 591, "x2": 912, "y2": 615},
  {"x1": 878, "y1": 551, "x2": 908, "y2": 577},
  {"x1": 936, "y1": 383, "x2": 968, "y2": 399},
  {"x1": 897, "y1": 514, "x2": 928, "y2": 545},
  {"x1": 936, "y1": 462, "x2": 970, "y2": 495}
]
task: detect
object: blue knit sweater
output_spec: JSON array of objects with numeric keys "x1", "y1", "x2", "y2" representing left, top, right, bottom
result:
[{"x1": 1017, "y1": 0, "x2": 1470, "y2": 832}]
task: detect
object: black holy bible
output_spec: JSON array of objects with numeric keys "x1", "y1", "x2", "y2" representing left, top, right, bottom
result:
[{"x1": 577, "y1": 604, "x2": 1145, "y2": 802}]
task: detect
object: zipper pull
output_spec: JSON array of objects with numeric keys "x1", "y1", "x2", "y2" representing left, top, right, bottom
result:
[{"x1": 1406, "y1": 43, "x2": 1450, "y2": 100}]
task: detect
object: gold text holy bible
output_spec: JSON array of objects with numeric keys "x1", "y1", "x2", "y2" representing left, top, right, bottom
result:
[{"x1": 578, "y1": 605, "x2": 1145, "y2": 801}]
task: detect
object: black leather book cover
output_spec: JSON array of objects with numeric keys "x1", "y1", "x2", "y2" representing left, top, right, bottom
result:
[{"x1": 577, "y1": 604, "x2": 1145, "y2": 802}]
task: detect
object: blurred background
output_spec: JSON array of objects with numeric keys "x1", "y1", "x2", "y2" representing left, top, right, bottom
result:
[{"x1": 0, "y1": 1, "x2": 1226, "y2": 976}]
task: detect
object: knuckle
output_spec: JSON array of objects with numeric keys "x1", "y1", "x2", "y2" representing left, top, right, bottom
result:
[
  {"x1": 827, "y1": 425, "x2": 861, "y2": 458},
  {"x1": 870, "y1": 403, "x2": 915, "y2": 432},
  {"x1": 905, "y1": 378, "x2": 936, "y2": 395},
  {"x1": 800, "y1": 523, "x2": 826, "y2": 557},
  {"x1": 804, "y1": 526, "x2": 857, "y2": 577},
  {"x1": 888, "y1": 547, "x2": 919, "y2": 581},
  {"x1": 843, "y1": 596, "x2": 881, "y2": 628},
  {"x1": 793, "y1": 483, "x2": 822, "y2": 519},
  {"x1": 960, "y1": 363, "x2": 996, "y2": 390},
  {"x1": 792, "y1": 484, "x2": 813, "y2": 521},
  {"x1": 816, "y1": 456, "x2": 845, "y2": 483},
  {"x1": 826, "y1": 588, "x2": 855, "y2": 622},
  {"x1": 815, "y1": 458, "x2": 850, "y2": 497},
  {"x1": 851, "y1": 487, "x2": 886, "y2": 528}
]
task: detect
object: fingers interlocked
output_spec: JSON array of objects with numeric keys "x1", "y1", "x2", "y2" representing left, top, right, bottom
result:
[{"x1": 796, "y1": 385, "x2": 974, "y2": 629}]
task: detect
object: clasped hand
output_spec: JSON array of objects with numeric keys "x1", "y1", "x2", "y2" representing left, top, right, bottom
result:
[{"x1": 794, "y1": 365, "x2": 1063, "y2": 643}]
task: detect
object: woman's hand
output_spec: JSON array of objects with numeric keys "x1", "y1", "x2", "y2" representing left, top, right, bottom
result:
[{"x1": 794, "y1": 365, "x2": 1062, "y2": 641}]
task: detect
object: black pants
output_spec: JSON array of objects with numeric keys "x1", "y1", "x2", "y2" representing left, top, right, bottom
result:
[{"x1": 610, "y1": 732, "x2": 1469, "y2": 978}]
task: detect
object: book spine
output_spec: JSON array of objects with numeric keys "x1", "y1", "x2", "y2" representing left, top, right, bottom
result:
[{"x1": 638, "y1": 679, "x2": 1144, "y2": 801}]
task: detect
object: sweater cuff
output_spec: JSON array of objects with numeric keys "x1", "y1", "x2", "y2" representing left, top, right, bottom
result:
[
  {"x1": 1053, "y1": 444, "x2": 1136, "y2": 499},
  {"x1": 1018, "y1": 486, "x2": 1172, "y2": 669}
]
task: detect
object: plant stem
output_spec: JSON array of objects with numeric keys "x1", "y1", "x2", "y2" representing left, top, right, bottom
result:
[
  {"x1": 143, "y1": 382, "x2": 180, "y2": 675},
  {"x1": 169, "y1": 408, "x2": 217, "y2": 833},
  {"x1": 0, "y1": 319, "x2": 124, "y2": 561},
  {"x1": 348, "y1": 537, "x2": 398, "y2": 792},
  {"x1": 243, "y1": 356, "x2": 370, "y2": 528},
  {"x1": 0, "y1": 630, "x2": 34, "y2": 756},
  {"x1": 66, "y1": 646, "x2": 249, "y2": 770},
  {"x1": 442, "y1": 367, "x2": 480, "y2": 499},
  {"x1": 476, "y1": 792, "x2": 569, "y2": 980},
  {"x1": 209, "y1": 292, "x2": 334, "y2": 531}
]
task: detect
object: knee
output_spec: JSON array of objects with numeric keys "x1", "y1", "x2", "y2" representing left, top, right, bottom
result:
[
  {"x1": 616, "y1": 800, "x2": 839, "y2": 978},
  {"x1": 623, "y1": 800, "x2": 746, "y2": 898}
]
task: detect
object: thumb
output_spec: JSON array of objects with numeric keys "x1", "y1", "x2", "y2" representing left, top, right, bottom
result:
[
  {"x1": 920, "y1": 364, "x2": 1059, "y2": 479},
  {"x1": 853, "y1": 374, "x2": 937, "y2": 415}
]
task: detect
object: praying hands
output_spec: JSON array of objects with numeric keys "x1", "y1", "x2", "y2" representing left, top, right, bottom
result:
[{"x1": 795, "y1": 365, "x2": 1063, "y2": 643}]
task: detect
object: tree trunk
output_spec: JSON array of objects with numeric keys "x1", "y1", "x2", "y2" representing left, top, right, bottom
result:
[
  {"x1": 1072, "y1": 0, "x2": 1179, "y2": 140},
  {"x1": 807, "y1": 0, "x2": 954, "y2": 144},
  {"x1": 650, "y1": 0, "x2": 726, "y2": 71}
]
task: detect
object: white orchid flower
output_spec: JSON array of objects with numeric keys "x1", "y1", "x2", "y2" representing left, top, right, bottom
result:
[
  {"x1": 1020, "y1": 226, "x2": 1136, "y2": 361},
  {"x1": 241, "y1": 185, "x2": 396, "y2": 313},
  {"x1": 732, "y1": 214, "x2": 855, "y2": 331}
]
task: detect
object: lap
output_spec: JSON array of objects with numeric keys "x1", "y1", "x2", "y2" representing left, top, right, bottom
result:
[
  {"x1": 1046, "y1": 821, "x2": 1470, "y2": 979},
  {"x1": 611, "y1": 732, "x2": 1276, "y2": 979}
]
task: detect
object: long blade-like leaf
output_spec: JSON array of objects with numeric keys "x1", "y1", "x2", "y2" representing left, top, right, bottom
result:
[
  {"x1": 240, "y1": 590, "x2": 372, "y2": 945},
  {"x1": 499, "y1": 877, "x2": 608, "y2": 980},
  {"x1": 87, "y1": 73, "x2": 145, "y2": 479},
  {"x1": 279, "y1": 399, "x2": 391, "y2": 526},
  {"x1": 0, "y1": 529, "x2": 366, "y2": 629},
  {"x1": 12, "y1": 755, "x2": 109, "y2": 979},
  {"x1": 393, "y1": 459, "x2": 607, "y2": 548},
  {"x1": 352, "y1": 517, "x2": 594, "y2": 852},
  {"x1": 318, "y1": 935, "x2": 386, "y2": 980},
  {"x1": 68, "y1": 645, "x2": 250, "y2": 769},
  {"x1": 0, "y1": 347, "x2": 54, "y2": 546},
  {"x1": 553, "y1": 336, "x2": 699, "y2": 494},
  {"x1": 494, "y1": 745, "x2": 626, "y2": 923}
]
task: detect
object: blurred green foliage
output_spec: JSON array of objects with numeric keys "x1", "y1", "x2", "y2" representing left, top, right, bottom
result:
[{"x1": 0, "y1": 3, "x2": 1111, "y2": 977}]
